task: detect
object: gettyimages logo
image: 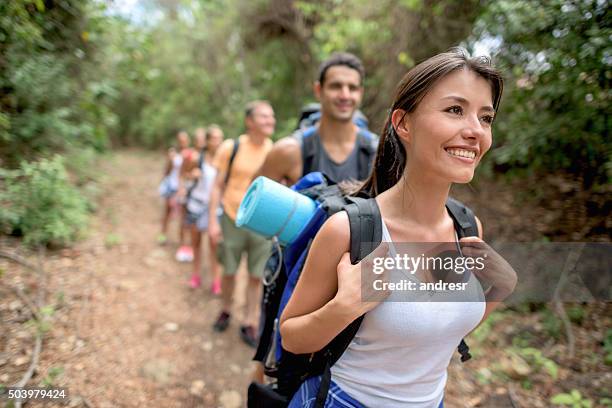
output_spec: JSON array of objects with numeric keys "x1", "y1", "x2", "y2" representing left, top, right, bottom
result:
[
  {"x1": 372, "y1": 252, "x2": 486, "y2": 275},
  {"x1": 360, "y1": 241, "x2": 610, "y2": 303}
]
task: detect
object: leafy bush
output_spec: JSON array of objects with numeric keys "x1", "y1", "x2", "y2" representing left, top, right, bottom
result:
[
  {"x1": 64, "y1": 147, "x2": 102, "y2": 186},
  {"x1": 0, "y1": 0, "x2": 115, "y2": 168},
  {"x1": 551, "y1": 389, "x2": 593, "y2": 408},
  {"x1": 514, "y1": 346, "x2": 559, "y2": 380},
  {"x1": 474, "y1": 0, "x2": 610, "y2": 187},
  {"x1": 0, "y1": 156, "x2": 90, "y2": 247}
]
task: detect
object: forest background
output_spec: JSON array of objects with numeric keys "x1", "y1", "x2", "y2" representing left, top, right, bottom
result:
[
  {"x1": 0, "y1": 0, "x2": 610, "y2": 406},
  {"x1": 1, "y1": 0, "x2": 609, "y2": 247}
]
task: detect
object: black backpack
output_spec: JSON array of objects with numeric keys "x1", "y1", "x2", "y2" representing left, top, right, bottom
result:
[
  {"x1": 295, "y1": 103, "x2": 369, "y2": 131},
  {"x1": 248, "y1": 176, "x2": 478, "y2": 408}
]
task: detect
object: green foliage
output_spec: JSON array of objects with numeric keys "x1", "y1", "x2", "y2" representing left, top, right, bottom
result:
[
  {"x1": 475, "y1": 367, "x2": 493, "y2": 385},
  {"x1": 473, "y1": 0, "x2": 611, "y2": 187},
  {"x1": 0, "y1": 156, "x2": 89, "y2": 247},
  {"x1": 541, "y1": 307, "x2": 562, "y2": 339},
  {"x1": 105, "y1": 233, "x2": 122, "y2": 248},
  {"x1": 514, "y1": 346, "x2": 559, "y2": 380},
  {"x1": 567, "y1": 304, "x2": 587, "y2": 325},
  {"x1": 470, "y1": 309, "x2": 506, "y2": 342},
  {"x1": 0, "y1": 0, "x2": 483, "y2": 152},
  {"x1": 98, "y1": 0, "x2": 482, "y2": 147},
  {"x1": 521, "y1": 378, "x2": 533, "y2": 390},
  {"x1": 551, "y1": 389, "x2": 593, "y2": 408},
  {"x1": 64, "y1": 147, "x2": 101, "y2": 186},
  {"x1": 40, "y1": 366, "x2": 64, "y2": 387},
  {"x1": 600, "y1": 398, "x2": 612, "y2": 407},
  {"x1": 512, "y1": 330, "x2": 536, "y2": 348},
  {"x1": 0, "y1": 1, "x2": 109, "y2": 248},
  {"x1": 0, "y1": 0, "x2": 117, "y2": 167},
  {"x1": 55, "y1": 291, "x2": 65, "y2": 307},
  {"x1": 1, "y1": 0, "x2": 608, "y2": 247},
  {"x1": 104, "y1": 5, "x2": 255, "y2": 146},
  {"x1": 604, "y1": 329, "x2": 612, "y2": 366}
]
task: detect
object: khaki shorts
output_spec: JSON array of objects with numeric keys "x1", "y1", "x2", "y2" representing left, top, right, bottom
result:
[{"x1": 217, "y1": 212, "x2": 271, "y2": 278}]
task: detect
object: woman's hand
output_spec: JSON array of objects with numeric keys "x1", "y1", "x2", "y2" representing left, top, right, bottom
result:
[
  {"x1": 333, "y1": 243, "x2": 390, "y2": 320},
  {"x1": 459, "y1": 237, "x2": 518, "y2": 301}
]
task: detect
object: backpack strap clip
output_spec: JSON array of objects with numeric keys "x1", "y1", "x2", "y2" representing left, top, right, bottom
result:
[
  {"x1": 458, "y1": 339, "x2": 472, "y2": 362},
  {"x1": 445, "y1": 197, "x2": 478, "y2": 238}
]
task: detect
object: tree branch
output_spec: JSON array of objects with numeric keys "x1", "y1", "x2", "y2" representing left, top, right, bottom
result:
[
  {"x1": 0, "y1": 250, "x2": 37, "y2": 271},
  {"x1": 12, "y1": 246, "x2": 47, "y2": 408},
  {"x1": 552, "y1": 244, "x2": 584, "y2": 359}
]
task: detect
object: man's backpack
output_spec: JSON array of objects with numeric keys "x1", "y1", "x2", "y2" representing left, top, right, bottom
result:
[
  {"x1": 248, "y1": 172, "x2": 479, "y2": 408},
  {"x1": 293, "y1": 103, "x2": 378, "y2": 183},
  {"x1": 296, "y1": 103, "x2": 369, "y2": 131},
  {"x1": 224, "y1": 138, "x2": 240, "y2": 186}
]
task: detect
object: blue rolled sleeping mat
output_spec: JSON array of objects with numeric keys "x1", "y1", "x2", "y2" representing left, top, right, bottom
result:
[{"x1": 236, "y1": 176, "x2": 317, "y2": 246}]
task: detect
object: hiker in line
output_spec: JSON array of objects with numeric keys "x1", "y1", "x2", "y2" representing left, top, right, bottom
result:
[
  {"x1": 174, "y1": 130, "x2": 203, "y2": 263},
  {"x1": 280, "y1": 49, "x2": 517, "y2": 407},
  {"x1": 208, "y1": 101, "x2": 275, "y2": 347},
  {"x1": 259, "y1": 52, "x2": 377, "y2": 186},
  {"x1": 158, "y1": 130, "x2": 191, "y2": 247},
  {"x1": 252, "y1": 52, "x2": 378, "y2": 383},
  {"x1": 183, "y1": 125, "x2": 224, "y2": 292}
]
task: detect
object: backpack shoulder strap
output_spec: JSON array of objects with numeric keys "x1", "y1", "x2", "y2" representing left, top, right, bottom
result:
[
  {"x1": 344, "y1": 196, "x2": 383, "y2": 264},
  {"x1": 356, "y1": 129, "x2": 378, "y2": 180},
  {"x1": 299, "y1": 126, "x2": 318, "y2": 177},
  {"x1": 321, "y1": 197, "x2": 382, "y2": 366},
  {"x1": 445, "y1": 197, "x2": 478, "y2": 238},
  {"x1": 316, "y1": 197, "x2": 383, "y2": 367},
  {"x1": 224, "y1": 138, "x2": 240, "y2": 186},
  {"x1": 445, "y1": 197, "x2": 478, "y2": 363},
  {"x1": 186, "y1": 148, "x2": 207, "y2": 200}
]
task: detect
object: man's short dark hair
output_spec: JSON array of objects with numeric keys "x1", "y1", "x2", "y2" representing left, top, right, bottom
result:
[{"x1": 317, "y1": 52, "x2": 365, "y2": 85}]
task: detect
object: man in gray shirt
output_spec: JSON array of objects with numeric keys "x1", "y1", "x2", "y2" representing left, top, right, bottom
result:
[{"x1": 259, "y1": 52, "x2": 378, "y2": 185}]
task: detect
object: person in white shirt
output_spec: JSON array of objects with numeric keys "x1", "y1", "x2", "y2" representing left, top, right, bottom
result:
[
  {"x1": 158, "y1": 131, "x2": 191, "y2": 246},
  {"x1": 183, "y1": 125, "x2": 224, "y2": 291}
]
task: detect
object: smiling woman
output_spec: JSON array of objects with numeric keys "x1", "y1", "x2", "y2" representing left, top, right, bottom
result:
[
  {"x1": 279, "y1": 48, "x2": 517, "y2": 408},
  {"x1": 391, "y1": 68, "x2": 496, "y2": 184}
]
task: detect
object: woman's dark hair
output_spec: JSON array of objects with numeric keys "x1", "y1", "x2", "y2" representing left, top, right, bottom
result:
[{"x1": 358, "y1": 47, "x2": 504, "y2": 197}]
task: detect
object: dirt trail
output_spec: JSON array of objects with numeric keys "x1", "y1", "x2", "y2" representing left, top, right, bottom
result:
[{"x1": 2, "y1": 150, "x2": 255, "y2": 407}]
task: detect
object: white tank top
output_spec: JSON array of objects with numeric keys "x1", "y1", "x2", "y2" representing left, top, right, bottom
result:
[
  {"x1": 330, "y1": 216, "x2": 486, "y2": 408},
  {"x1": 168, "y1": 153, "x2": 183, "y2": 189},
  {"x1": 189, "y1": 155, "x2": 217, "y2": 204}
]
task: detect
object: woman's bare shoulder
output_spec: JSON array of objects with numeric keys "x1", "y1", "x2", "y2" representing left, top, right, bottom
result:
[{"x1": 315, "y1": 211, "x2": 350, "y2": 254}]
